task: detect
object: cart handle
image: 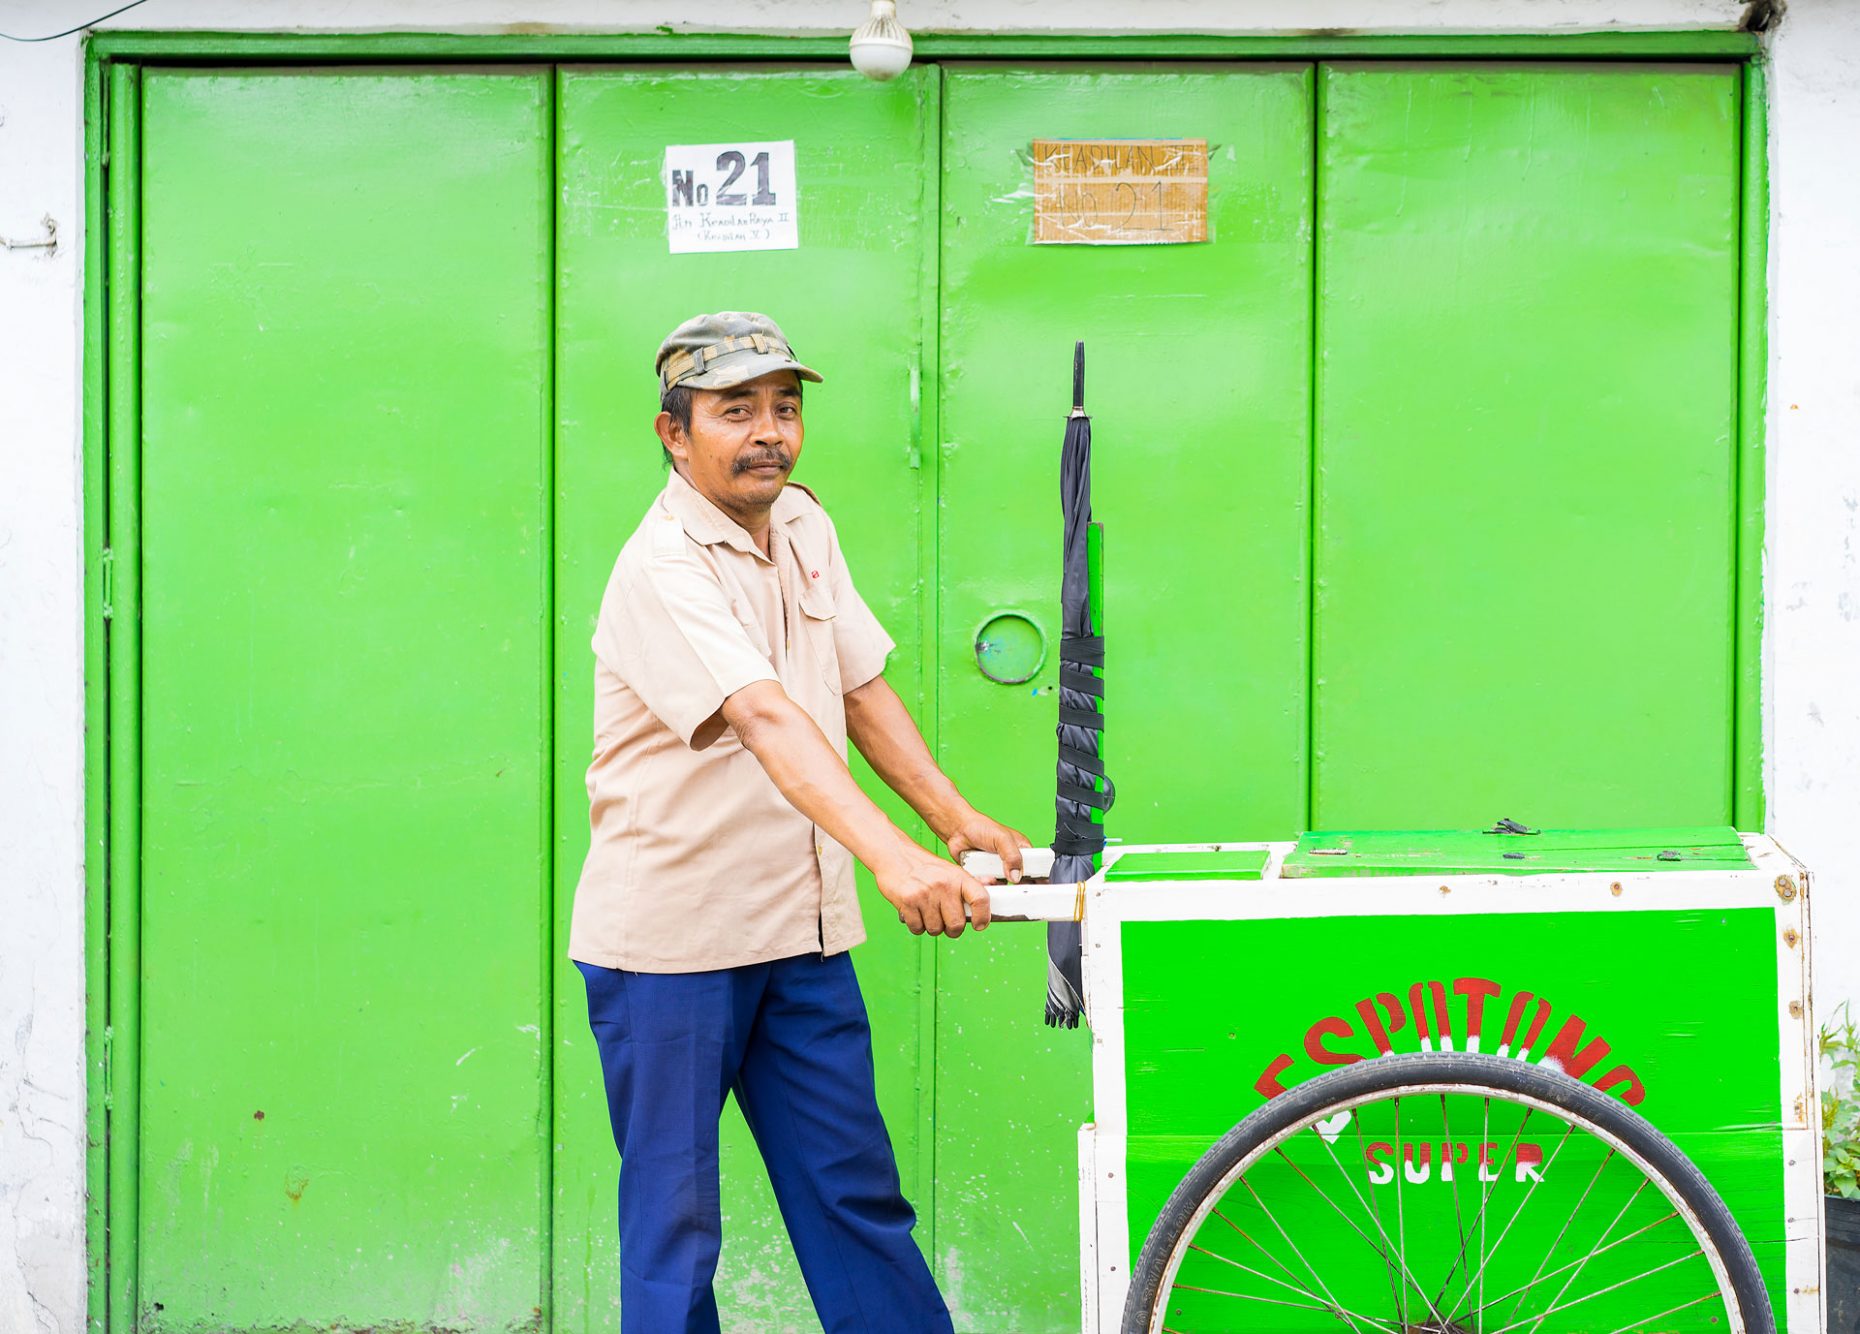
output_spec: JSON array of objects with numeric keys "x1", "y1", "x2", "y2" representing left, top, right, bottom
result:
[{"x1": 958, "y1": 848, "x2": 1084, "y2": 922}]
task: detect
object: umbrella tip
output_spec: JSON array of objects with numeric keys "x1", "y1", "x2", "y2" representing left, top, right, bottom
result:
[{"x1": 1072, "y1": 341, "x2": 1085, "y2": 411}]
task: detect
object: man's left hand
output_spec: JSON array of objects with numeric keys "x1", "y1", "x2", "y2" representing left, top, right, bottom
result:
[{"x1": 943, "y1": 810, "x2": 1034, "y2": 884}]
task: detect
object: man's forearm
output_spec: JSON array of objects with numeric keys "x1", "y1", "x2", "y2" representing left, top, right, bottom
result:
[
  {"x1": 843, "y1": 677, "x2": 974, "y2": 840},
  {"x1": 725, "y1": 683, "x2": 919, "y2": 878}
]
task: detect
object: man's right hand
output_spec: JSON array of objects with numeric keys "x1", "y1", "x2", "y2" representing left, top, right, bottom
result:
[{"x1": 877, "y1": 849, "x2": 992, "y2": 938}]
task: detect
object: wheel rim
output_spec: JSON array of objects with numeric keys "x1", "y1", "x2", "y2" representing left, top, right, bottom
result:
[{"x1": 1144, "y1": 1078, "x2": 1746, "y2": 1334}]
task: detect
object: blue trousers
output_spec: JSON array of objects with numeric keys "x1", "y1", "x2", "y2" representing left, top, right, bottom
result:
[{"x1": 577, "y1": 951, "x2": 953, "y2": 1334}]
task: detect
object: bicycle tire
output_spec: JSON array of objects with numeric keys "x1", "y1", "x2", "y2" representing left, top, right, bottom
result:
[{"x1": 1122, "y1": 1051, "x2": 1774, "y2": 1334}]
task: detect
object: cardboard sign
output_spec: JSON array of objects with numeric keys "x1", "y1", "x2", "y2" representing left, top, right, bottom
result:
[
  {"x1": 663, "y1": 140, "x2": 799, "y2": 254},
  {"x1": 1031, "y1": 139, "x2": 1209, "y2": 246}
]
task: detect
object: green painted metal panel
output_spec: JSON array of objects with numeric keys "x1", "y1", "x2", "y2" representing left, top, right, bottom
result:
[
  {"x1": 136, "y1": 68, "x2": 553, "y2": 1329},
  {"x1": 105, "y1": 60, "x2": 146, "y2": 1334},
  {"x1": 1281, "y1": 825, "x2": 1752, "y2": 877},
  {"x1": 552, "y1": 65, "x2": 938, "y2": 1332},
  {"x1": 1121, "y1": 908, "x2": 1787, "y2": 1326},
  {"x1": 97, "y1": 49, "x2": 1771, "y2": 1334},
  {"x1": 1735, "y1": 64, "x2": 1769, "y2": 832},
  {"x1": 1311, "y1": 62, "x2": 1743, "y2": 831},
  {"x1": 936, "y1": 64, "x2": 1315, "y2": 1330}
]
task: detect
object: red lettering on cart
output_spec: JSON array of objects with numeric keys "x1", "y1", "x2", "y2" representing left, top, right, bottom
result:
[
  {"x1": 1540, "y1": 1014, "x2": 1610, "y2": 1080},
  {"x1": 1500, "y1": 991, "x2": 1553, "y2": 1058},
  {"x1": 1409, "y1": 980, "x2": 1453, "y2": 1051},
  {"x1": 1253, "y1": 1053, "x2": 1296, "y2": 1099},
  {"x1": 1304, "y1": 1015, "x2": 1361, "y2": 1067},
  {"x1": 1365, "y1": 1141, "x2": 1396, "y2": 1185},
  {"x1": 1356, "y1": 991, "x2": 1406, "y2": 1055},
  {"x1": 1403, "y1": 1141, "x2": 1432, "y2": 1184},
  {"x1": 1254, "y1": 976, "x2": 1648, "y2": 1108},
  {"x1": 1596, "y1": 1065, "x2": 1646, "y2": 1104},
  {"x1": 1453, "y1": 977, "x2": 1501, "y2": 1044},
  {"x1": 1515, "y1": 1142, "x2": 1545, "y2": 1183}
]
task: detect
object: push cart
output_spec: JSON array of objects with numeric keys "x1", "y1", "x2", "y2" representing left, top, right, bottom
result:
[{"x1": 971, "y1": 825, "x2": 1821, "y2": 1334}]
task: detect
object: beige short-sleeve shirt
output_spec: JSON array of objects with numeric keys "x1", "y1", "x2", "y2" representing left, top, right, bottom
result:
[{"x1": 567, "y1": 469, "x2": 896, "y2": 972}]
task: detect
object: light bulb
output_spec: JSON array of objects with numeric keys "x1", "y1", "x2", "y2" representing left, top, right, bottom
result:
[{"x1": 850, "y1": 0, "x2": 913, "y2": 81}]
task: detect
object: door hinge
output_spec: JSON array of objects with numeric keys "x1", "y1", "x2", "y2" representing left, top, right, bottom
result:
[
  {"x1": 100, "y1": 547, "x2": 114, "y2": 620},
  {"x1": 101, "y1": 1025, "x2": 113, "y2": 1111}
]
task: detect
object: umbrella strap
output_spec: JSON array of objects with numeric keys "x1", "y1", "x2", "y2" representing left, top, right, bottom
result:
[
  {"x1": 1059, "y1": 783, "x2": 1114, "y2": 811},
  {"x1": 1060, "y1": 634, "x2": 1104, "y2": 667},
  {"x1": 1060, "y1": 667, "x2": 1103, "y2": 697}
]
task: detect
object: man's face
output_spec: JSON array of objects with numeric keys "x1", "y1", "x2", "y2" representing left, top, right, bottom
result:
[{"x1": 659, "y1": 370, "x2": 805, "y2": 515}]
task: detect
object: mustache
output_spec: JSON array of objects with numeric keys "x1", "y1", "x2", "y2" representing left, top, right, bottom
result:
[{"x1": 733, "y1": 448, "x2": 793, "y2": 475}]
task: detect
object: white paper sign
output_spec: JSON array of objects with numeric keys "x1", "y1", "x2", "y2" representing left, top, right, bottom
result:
[{"x1": 664, "y1": 140, "x2": 799, "y2": 254}]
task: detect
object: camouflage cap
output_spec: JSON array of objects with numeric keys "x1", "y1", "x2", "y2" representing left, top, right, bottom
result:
[{"x1": 655, "y1": 311, "x2": 824, "y2": 394}]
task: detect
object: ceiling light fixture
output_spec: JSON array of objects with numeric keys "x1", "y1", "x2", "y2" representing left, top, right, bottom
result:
[{"x1": 849, "y1": 0, "x2": 913, "y2": 82}]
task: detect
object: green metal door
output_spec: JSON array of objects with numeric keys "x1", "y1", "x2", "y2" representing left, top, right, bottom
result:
[
  {"x1": 551, "y1": 65, "x2": 939, "y2": 1332},
  {"x1": 934, "y1": 64, "x2": 1317, "y2": 1330},
  {"x1": 136, "y1": 67, "x2": 554, "y2": 1328},
  {"x1": 116, "y1": 52, "x2": 1754, "y2": 1334},
  {"x1": 1310, "y1": 62, "x2": 1743, "y2": 829}
]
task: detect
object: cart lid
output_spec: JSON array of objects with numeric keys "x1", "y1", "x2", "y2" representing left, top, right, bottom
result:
[
  {"x1": 1104, "y1": 848, "x2": 1269, "y2": 882},
  {"x1": 1280, "y1": 825, "x2": 1750, "y2": 878}
]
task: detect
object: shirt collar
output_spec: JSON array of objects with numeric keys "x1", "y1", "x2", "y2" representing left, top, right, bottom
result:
[{"x1": 661, "y1": 468, "x2": 807, "y2": 563}]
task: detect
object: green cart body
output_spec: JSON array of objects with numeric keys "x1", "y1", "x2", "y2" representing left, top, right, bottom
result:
[{"x1": 987, "y1": 827, "x2": 1821, "y2": 1334}]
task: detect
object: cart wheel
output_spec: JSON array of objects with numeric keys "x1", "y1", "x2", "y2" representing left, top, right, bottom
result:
[{"x1": 1122, "y1": 1051, "x2": 1772, "y2": 1334}]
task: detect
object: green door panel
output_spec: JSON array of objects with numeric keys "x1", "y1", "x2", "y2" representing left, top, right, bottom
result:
[
  {"x1": 1311, "y1": 63, "x2": 1742, "y2": 830},
  {"x1": 137, "y1": 68, "x2": 552, "y2": 1328},
  {"x1": 936, "y1": 64, "x2": 1315, "y2": 1331},
  {"x1": 552, "y1": 65, "x2": 938, "y2": 1332}
]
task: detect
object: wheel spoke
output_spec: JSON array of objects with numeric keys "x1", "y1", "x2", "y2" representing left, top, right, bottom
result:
[
  {"x1": 1208, "y1": 1203, "x2": 1317, "y2": 1297},
  {"x1": 1274, "y1": 1144, "x2": 1401, "y2": 1271},
  {"x1": 1239, "y1": 1172, "x2": 1382, "y2": 1334},
  {"x1": 1310, "y1": 1119, "x2": 1455, "y2": 1329},
  {"x1": 1488, "y1": 1145, "x2": 1617, "y2": 1329},
  {"x1": 1431, "y1": 1101, "x2": 1537, "y2": 1305},
  {"x1": 1170, "y1": 1281, "x2": 1403, "y2": 1332},
  {"x1": 1179, "y1": 1242, "x2": 1403, "y2": 1334},
  {"x1": 1441, "y1": 1092, "x2": 1469, "y2": 1299},
  {"x1": 1597, "y1": 1289, "x2": 1724, "y2": 1334},
  {"x1": 1484, "y1": 1245, "x2": 1709, "y2": 1334},
  {"x1": 1351, "y1": 1103, "x2": 1405, "y2": 1321},
  {"x1": 1455, "y1": 1208, "x2": 1684, "y2": 1321},
  {"x1": 1516, "y1": 1176, "x2": 1652, "y2": 1334},
  {"x1": 1394, "y1": 1097, "x2": 1408, "y2": 1330},
  {"x1": 1447, "y1": 1118, "x2": 1579, "y2": 1311}
]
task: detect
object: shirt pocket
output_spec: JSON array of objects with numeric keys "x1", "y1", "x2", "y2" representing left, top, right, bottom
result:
[{"x1": 797, "y1": 579, "x2": 842, "y2": 695}]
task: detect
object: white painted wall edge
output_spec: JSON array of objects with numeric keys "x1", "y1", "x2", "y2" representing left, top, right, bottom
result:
[
  {"x1": 9, "y1": 3, "x2": 1859, "y2": 1333},
  {"x1": 3, "y1": 0, "x2": 1758, "y2": 40}
]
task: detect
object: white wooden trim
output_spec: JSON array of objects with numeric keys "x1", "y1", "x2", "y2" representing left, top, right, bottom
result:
[
  {"x1": 1077, "y1": 1121, "x2": 1098, "y2": 1334},
  {"x1": 1757, "y1": 834, "x2": 1824, "y2": 1334},
  {"x1": 1084, "y1": 880, "x2": 1131, "y2": 1331}
]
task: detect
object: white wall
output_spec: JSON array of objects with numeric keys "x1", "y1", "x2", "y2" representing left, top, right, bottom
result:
[{"x1": 7, "y1": 1, "x2": 1856, "y2": 1329}]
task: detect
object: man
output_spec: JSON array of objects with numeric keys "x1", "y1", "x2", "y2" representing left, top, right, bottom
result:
[{"x1": 569, "y1": 311, "x2": 1032, "y2": 1333}]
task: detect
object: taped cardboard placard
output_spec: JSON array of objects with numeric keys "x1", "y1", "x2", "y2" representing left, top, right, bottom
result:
[{"x1": 1032, "y1": 139, "x2": 1209, "y2": 246}]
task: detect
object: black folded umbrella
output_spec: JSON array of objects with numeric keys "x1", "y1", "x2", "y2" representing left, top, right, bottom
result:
[{"x1": 1047, "y1": 342, "x2": 1114, "y2": 1028}]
